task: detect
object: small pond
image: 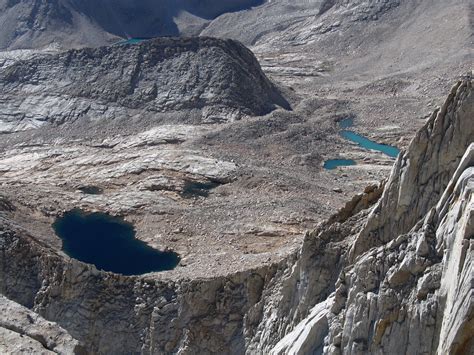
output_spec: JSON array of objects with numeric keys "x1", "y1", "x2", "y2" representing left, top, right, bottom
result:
[
  {"x1": 115, "y1": 37, "x2": 152, "y2": 45},
  {"x1": 53, "y1": 209, "x2": 179, "y2": 275},
  {"x1": 323, "y1": 159, "x2": 357, "y2": 170}
]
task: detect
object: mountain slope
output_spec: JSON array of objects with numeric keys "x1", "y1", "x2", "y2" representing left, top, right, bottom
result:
[
  {"x1": 0, "y1": 0, "x2": 264, "y2": 50},
  {"x1": 0, "y1": 36, "x2": 289, "y2": 132}
]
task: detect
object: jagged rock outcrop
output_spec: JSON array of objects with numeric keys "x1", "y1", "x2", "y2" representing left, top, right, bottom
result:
[
  {"x1": 0, "y1": 77, "x2": 471, "y2": 354},
  {"x1": 0, "y1": 36, "x2": 289, "y2": 132},
  {"x1": 262, "y1": 77, "x2": 473, "y2": 354},
  {"x1": 318, "y1": 143, "x2": 473, "y2": 355},
  {"x1": 351, "y1": 77, "x2": 474, "y2": 258}
]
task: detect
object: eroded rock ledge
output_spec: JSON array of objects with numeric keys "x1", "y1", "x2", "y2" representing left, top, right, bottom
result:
[{"x1": 0, "y1": 76, "x2": 472, "y2": 354}]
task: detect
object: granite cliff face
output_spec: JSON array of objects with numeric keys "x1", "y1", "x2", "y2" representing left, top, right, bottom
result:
[
  {"x1": 0, "y1": 37, "x2": 289, "y2": 132},
  {"x1": 0, "y1": 76, "x2": 471, "y2": 353},
  {"x1": 0, "y1": 295, "x2": 84, "y2": 354}
]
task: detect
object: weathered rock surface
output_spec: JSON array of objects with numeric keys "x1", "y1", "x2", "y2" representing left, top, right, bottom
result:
[
  {"x1": 0, "y1": 77, "x2": 471, "y2": 354},
  {"x1": 0, "y1": 36, "x2": 289, "y2": 132},
  {"x1": 0, "y1": 295, "x2": 84, "y2": 354}
]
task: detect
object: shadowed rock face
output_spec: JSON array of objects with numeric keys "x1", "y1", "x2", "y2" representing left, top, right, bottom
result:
[
  {"x1": 0, "y1": 0, "x2": 265, "y2": 49},
  {"x1": 0, "y1": 36, "x2": 290, "y2": 132}
]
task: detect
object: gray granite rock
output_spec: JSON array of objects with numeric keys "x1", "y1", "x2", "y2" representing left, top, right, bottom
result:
[{"x1": 0, "y1": 295, "x2": 84, "y2": 354}]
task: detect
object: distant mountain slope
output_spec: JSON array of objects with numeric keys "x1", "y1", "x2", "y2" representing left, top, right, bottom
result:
[
  {"x1": 0, "y1": 37, "x2": 289, "y2": 132},
  {"x1": 203, "y1": 0, "x2": 471, "y2": 69},
  {"x1": 202, "y1": 0, "x2": 402, "y2": 45},
  {"x1": 0, "y1": 0, "x2": 264, "y2": 50}
]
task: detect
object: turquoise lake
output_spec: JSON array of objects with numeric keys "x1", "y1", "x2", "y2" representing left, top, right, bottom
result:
[
  {"x1": 340, "y1": 130, "x2": 400, "y2": 158},
  {"x1": 324, "y1": 118, "x2": 400, "y2": 169}
]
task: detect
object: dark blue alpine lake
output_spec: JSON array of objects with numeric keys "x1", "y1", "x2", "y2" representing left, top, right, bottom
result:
[{"x1": 53, "y1": 209, "x2": 179, "y2": 275}]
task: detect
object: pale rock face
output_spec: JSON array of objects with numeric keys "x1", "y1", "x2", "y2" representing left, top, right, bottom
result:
[
  {"x1": 270, "y1": 296, "x2": 334, "y2": 355},
  {"x1": 0, "y1": 295, "x2": 84, "y2": 354},
  {"x1": 435, "y1": 156, "x2": 474, "y2": 354},
  {"x1": 325, "y1": 144, "x2": 473, "y2": 355}
]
